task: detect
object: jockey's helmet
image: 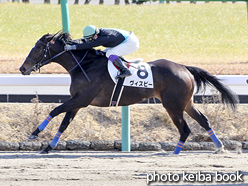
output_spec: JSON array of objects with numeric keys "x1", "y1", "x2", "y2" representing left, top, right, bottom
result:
[{"x1": 83, "y1": 25, "x2": 99, "y2": 40}]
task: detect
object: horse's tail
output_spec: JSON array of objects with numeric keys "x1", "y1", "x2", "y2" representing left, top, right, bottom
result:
[{"x1": 185, "y1": 66, "x2": 239, "y2": 110}]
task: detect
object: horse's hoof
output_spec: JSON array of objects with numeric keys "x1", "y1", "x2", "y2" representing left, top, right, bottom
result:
[
  {"x1": 29, "y1": 135, "x2": 38, "y2": 140},
  {"x1": 40, "y1": 145, "x2": 53, "y2": 154},
  {"x1": 214, "y1": 146, "x2": 227, "y2": 154},
  {"x1": 40, "y1": 150, "x2": 49, "y2": 154}
]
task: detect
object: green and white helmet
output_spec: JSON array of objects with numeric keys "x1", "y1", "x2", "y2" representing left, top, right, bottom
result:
[{"x1": 83, "y1": 25, "x2": 99, "y2": 39}]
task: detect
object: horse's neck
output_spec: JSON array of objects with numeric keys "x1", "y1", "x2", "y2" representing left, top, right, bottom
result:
[
  {"x1": 53, "y1": 51, "x2": 104, "y2": 75},
  {"x1": 53, "y1": 52, "x2": 79, "y2": 73}
]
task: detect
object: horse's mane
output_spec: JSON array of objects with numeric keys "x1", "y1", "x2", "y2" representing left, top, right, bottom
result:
[
  {"x1": 52, "y1": 32, "x2": 106, "y2": 60},
  {"x1": 54, "y1": 32, "x2": 74, "y2": 43}
]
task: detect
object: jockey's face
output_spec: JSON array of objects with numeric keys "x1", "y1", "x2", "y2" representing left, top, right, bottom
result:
[{"x1": 87, "y1": 34, "x2": 98, "y2": 43}]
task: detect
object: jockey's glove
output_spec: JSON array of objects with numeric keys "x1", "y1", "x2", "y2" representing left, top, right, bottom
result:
[{"x1": 64, "y1": 45, "x2": 76, "y2": 51}]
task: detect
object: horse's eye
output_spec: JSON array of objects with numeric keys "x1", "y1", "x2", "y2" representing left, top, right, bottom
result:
[{"x1": 35, "y1": 47, "x2": 42, "y2": 52}]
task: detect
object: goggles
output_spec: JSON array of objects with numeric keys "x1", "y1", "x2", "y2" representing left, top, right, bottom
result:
[
  {"x1": 84, "y1": 34, "x2": 96, "y2": 43},
  {"x1": 86, "y1": 37, "x2": 95, "y2": 43}
]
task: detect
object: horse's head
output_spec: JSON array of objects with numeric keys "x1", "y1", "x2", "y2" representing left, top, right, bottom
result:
[{"x1": 19, "y1": 32, "x2": 69, "y2": 75}]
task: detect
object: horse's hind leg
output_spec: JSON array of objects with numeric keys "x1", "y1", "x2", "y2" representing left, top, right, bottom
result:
[
  {"x1": 185, "y1": 100, "x2": 224, "y2": 150},
  {"x1": 41, "y1": 108, "x2": 79, "y2": 154},
  {"x1": 164, "y1": 107, "x2": 191, "y2": 154},
  {"x1": 160, "y1": 86, "x2": 192, "y2": 154}
]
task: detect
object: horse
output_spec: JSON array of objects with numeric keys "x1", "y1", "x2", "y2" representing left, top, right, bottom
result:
[{"x1": 19, "y1": 32, "x2": 238, "y2": 154}]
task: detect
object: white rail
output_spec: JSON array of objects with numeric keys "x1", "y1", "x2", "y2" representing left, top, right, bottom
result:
[
  {"x1": 217, "y1": 75, "x2": 248, "y2": 86},
  {"x1": 0, "y1": 74, "x2": 71, "y2": 86},
  {"x1": 0, "y1": 74, "x2": 247, "y2": 86}
]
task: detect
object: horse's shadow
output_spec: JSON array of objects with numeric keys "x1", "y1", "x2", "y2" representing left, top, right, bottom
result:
[{"x1": 0, "y1": 150, "x2": 184, "y2": 159}]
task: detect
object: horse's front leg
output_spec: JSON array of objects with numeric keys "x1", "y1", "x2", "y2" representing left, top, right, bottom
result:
[
  {"x1": 29, "y1": 85, "x2": 99, "y2": 153},
  {"x1": 29, "y1": 105, "x2": 63, "y2": 140},
  {"x1": 29, "y1": 115, "x2": 53, "y2": 139},
  {"x1": 41, "y1": 108, "x2": 79, "y2": 154},
  {"x1": 29, "y1": 96, "x2": 84, "y2": 140}
]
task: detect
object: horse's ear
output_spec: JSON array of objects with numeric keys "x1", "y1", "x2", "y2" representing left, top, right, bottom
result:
[
  {"x1": 46, "y1": 35, "x2": 55, "y2": 43},
  {"x1": 39, "y1": 33, "x2": 51, "y2": 43},
  {"x1": 47, "y1": 30, "x2": 63, "y2": 43}
]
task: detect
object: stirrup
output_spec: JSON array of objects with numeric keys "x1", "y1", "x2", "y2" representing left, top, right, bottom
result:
[{"x1": 116, "y1": 69, "x2": 132, "y2": 79}]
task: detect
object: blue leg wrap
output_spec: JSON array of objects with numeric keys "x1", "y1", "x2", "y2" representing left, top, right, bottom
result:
[
  {"x1": 38, "y1": 115, "x2": 53, "y2": 131},
  {"x1": 173, "y1": 141, "x2": 185, "y2": 154},
  {"x1": 207, "y1": 128, "x2": 222, "y2": 148},
  {"x1": 50, "y1": 131, "x2": 62, "y2": 148}
]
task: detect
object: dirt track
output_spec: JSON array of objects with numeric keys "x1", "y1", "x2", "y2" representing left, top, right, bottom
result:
[{"x1": 0, "y1": 150, "x2": 247, "y2": 186}]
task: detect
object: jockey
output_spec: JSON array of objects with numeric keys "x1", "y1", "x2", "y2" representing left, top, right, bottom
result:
[{"x1": 64, "y1": 25, "x2": 140, "y2": 79}]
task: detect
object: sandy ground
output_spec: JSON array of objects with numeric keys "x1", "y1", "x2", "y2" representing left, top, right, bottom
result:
[{"x1": 0, "y1": 150, "x2": 247, "y2": 186}]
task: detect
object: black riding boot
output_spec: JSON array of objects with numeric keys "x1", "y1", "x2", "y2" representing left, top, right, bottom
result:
[{"x1": 112, "y1": 57, "x2": 132, "y2": 79}]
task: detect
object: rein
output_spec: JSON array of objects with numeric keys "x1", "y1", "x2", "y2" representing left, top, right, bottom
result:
[
  {"x1": 33, "y1": 50, "x2": 67, "y2": 72},
  {"x1": 68, "y1": 50, "x2": 89, "y2": 73},
  {"x1": 61, "y1": 39, "x2": 91, "y2": 82}
]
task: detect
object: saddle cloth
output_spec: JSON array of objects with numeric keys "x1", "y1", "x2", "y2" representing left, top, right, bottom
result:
[{"x1": 107, "y1": 60, "x2": 154, "y2": 89}]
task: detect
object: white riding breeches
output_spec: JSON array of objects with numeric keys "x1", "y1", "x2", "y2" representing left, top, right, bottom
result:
[{"x1": 104, "y1": 31, "x2": 140, "y2": 58}]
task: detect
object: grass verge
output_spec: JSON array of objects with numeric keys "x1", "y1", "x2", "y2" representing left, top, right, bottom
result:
[
  {"x1": 0, "y1": 101, "x2": 247, "y2": 143},
  {"x1": 0, "y1": 3, "x2": 247, "y2": 74}
]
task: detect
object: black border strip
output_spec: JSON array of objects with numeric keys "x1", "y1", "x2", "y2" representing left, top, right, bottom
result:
[{"x1": 0, "y1": 94, "x2": 247, "y2": 104}]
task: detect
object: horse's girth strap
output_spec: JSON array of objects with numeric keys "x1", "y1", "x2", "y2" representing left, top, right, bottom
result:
[{"x1": 109, "y1": 78, "x2": 125, "y2": 107}]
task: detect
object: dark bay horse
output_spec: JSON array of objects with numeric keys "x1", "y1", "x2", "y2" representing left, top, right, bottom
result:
[{"x1": 19, "y1": 33, "x2": 238, "y2": 154}]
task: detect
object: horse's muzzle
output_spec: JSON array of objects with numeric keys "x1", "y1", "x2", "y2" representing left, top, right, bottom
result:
[
  {"x1": 19, "y1": 66, "x2": 31, "y2": 75},
  {"x1": 19, "y1": 66, "x2": 26, "y2": 75}
]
